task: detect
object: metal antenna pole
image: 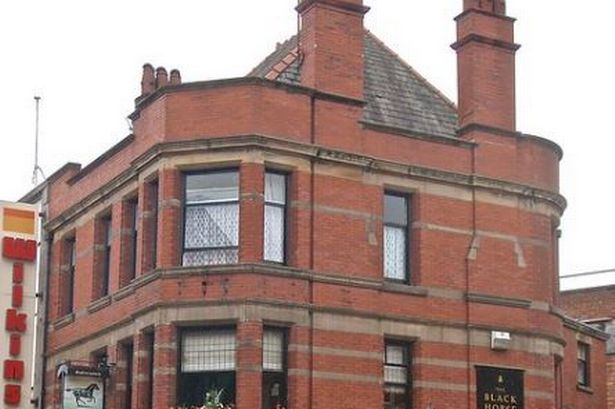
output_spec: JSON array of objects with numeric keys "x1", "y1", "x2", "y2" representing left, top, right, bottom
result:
[{"x1": 32, "y1": 96, "x2": 46, "y2": 185}]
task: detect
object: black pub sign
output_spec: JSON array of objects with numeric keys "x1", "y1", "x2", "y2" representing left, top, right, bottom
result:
[{"x1": 476, "y1": 366, "x2": 524, "y2": 409}]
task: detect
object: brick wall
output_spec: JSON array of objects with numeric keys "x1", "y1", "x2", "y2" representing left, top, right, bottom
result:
[{"x1": 38, "y1": 1, "x2": 606, "y2": 409}]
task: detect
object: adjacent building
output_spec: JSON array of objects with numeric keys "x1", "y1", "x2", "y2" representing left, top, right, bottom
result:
[
  {"x1": 23, "y1": 1, "x2": 607, "y2": 409},
  {"x1": 560, "y1": 280, "x2": 615, "y2": 409}
]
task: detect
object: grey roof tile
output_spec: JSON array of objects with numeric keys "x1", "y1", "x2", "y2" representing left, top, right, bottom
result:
[{"x1": 248, "y1": 31, "x2": 459, "y2": 139}]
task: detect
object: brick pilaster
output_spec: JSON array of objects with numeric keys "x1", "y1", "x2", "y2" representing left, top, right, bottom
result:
[
  {"x1": 138, "y1": 178, "x2": 159, "y2": 276},
  {"x1": 236, "y1": 320, "x2": 263, "y2": 409},
  {"x1": 133, "y1": 332, "x2": 154, "y2": 409},
  {"x1": 287, "y1": 325, "x2": 310, "y2": 409},
  {"x1": 239, "y1": 163, "x2": 265, "y2": 263},
  {"x1": 152, "y1": 324, "x2": 177, "y2": 409},
  {"x1": 289, "y1": 171, "x2": 312, "y2": 269},
  {"x1": 158, "y1": 168, "x2": 182, "y2": 268}
]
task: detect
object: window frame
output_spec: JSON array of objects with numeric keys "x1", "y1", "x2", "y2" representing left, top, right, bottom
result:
[
  {"x1": 383, "y1": 191, "x2": 410, "y2": 284},
  {"x1": 64, "y1": 236, "x2": 77, "y2": 315},
  {"x1": 577, "y1": 342, "x2": 590, "y2": 387},
  {"x1": 181, "y1": 169, "x2": 240, "y2": 267},
  {"x1": 264, "y1": 170, "x2": 289, "y2": 265},
  {"x1": 177, "y1": 326, "x2": 237, "y2": 408},
  {"x1": 383, "y1": 341, "x2": 412, "y2": 409},
  {"x1": 150, "y1": 180, "x2": 159, "y2": 270},
  {"x1": 262, "y1": 327, "x2": 288, "y2": 409},
  {"x1": 128, "y1": 197, "x2": 139, "y2": 282},
  {"x1": 100, "y1": 214, "x2": 112, "y2": 297}
]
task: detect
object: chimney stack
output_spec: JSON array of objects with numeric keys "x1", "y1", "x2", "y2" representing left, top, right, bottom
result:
[
  {"x1": 453, "y1": 0, "x2": 519, "y2": 131},
  {"x1": 170, "y1": 69, "x2": 182, "y2": 86},
  {"x1": 155, "y1": 67, "x2": 168, "y2": 89},
  {"x1": 297, "y1": 0, "x2": 370, "y2": 100},
  {"x1": 140, "y1": 64, "x2": 155, "y2": 96}
]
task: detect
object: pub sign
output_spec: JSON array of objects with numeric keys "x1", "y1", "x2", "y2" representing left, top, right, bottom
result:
[
  {"x1": 58, "y1": 364, "x2": 105, "y2": 409},
  {"x1": 476, "y1": 366, "x2": 524, "y2": 409}
]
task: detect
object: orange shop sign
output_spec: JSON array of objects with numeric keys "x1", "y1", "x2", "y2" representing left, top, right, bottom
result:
[{"x1": 0, "y1": 202, "x2": 38, "y2": 407}]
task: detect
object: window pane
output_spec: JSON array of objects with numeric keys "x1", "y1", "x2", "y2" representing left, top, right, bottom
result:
[
  {"x1": 384, "y1": 385, "x2": 406, "y2": 409},
  {"x1": 183, "y1": 249, "x2": 238, "y2": 267},
  {"x1": 104, "y1": 217, "x2": 113, "y2": 245},
  {"x1": 182, "y1": 330, "x2": 236, "y2": 372},
  {"x1": 265, "y1": 173, "x2": 286, "y2": 204},
  {"x1": 264, "y1": 205, "x2": 285, "y2": 263},
  {"x1": 184, "y1": 204, "x2": 239, "y2": 249},
  {"x1": 69, "y1": 240, "x2": 76, "y2": 267},
  {"x1": 577, "y1": 362, "x2": 586, "y2": 384},
  {"x1": 386, "y1": 345, "x2": 405, "y2": 365},
  {"x1": 263, "y1": 330, "x2": 284, "y2": 372},
  {"x1": 578, "y1": 344, "x2": 587, "y2": 360},
  {"x1": 384, "y1": 226, "x2": 406, "y2": 280},
  {"x1": 186, "y1": 172, "x2": 238, "y2": 204},
  {"x1": 384, "y1": 366, "x2": 408, "y2": 384},
  {"x1": 384, "y1": 194, "x2": 407, "y2": 226},
  {"x1": 179, "y1": 372, "x2": 236, "y2": 408}
]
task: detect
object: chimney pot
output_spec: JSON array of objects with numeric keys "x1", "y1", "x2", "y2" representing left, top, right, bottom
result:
[
  {"x1": 155, "y1": 67, "x2": 168, "y2": 88},
  {"x1": 141, "y1": 63, "x2": 155, "y2": 96},
  {"x1": 463, "y1": 0, "x2": 506, "y2": 14},
  {"x1": 169, "y1": 69, "x2": 182, "y2": 85}
]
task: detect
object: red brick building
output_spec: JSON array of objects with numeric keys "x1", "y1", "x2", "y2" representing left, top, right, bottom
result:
[
  {"x1": 560, "y1": 284, "x2": 615, "y2": 409},
  {"x1": 22, "y1": 1, "x2": 607, "y2": 409}
]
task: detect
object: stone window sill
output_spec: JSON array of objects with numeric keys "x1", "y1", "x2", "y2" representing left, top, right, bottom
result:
[
  {"x1": 577, "y1": 384, "x2": 593, "y2": 394},
  {"x1": 52, "y1": 313, "x2": 75, "y2": 330},
  {"x1": 86, "y1": 295, "x2": 112, "y2": 313}
]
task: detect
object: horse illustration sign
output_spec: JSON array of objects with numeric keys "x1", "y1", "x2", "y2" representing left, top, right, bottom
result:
[
  {"x1": 61, "y1": 366, "x2": 104, "y2": 409},
  {"x1": 0, "y1": 202, "x2": 38, "y2": 408}
]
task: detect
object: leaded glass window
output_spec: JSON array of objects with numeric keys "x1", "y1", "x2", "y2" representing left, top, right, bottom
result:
[
  {"x1": 179, "y1": 329, "x2": 236, "y2": 408},
  {"x1": 384, "y1": 193, "x2": 409, "y2": 282},
  {"x1": 182, "y1": 330, "x2": 236, "y2": 372},
  {"x1": 263, "y1": 329, "x2": 284, "y2": 372},
  {"x1": 183, "y1": 171, "x2": 239, "y2": 266},
  {"x1": 264, "y1": 172, "x2": 287, "y2": 263},
  {"x1": 384, "y1": 343, "x2": 410, "y2": 409}
]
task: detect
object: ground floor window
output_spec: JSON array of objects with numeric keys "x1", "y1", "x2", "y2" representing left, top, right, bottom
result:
[
  {"x1": 178, "y1": 329, "x2": 236, "y2": 407},
  {"x1": 262, "y1": 328, "x2": 287, "y2": 409},
  {"x1": 384, "y1": 342, "x2": 411, "y2": 409}
]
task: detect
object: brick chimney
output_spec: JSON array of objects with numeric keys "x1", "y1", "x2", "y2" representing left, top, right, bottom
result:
[
  {"x1": 169, "y1": 69, "x2": 182, "y2": 86},
  {"x1": 297, "y1": 0, "x2": 370, "y2": 100},
  {"x1": 140, "y1": 64, "x2": 155, "y2": 96},
  {"x1": 155, "y1": 67, "x2": 169, "y2": 88},
  {"x1": 453, "y1": 0, "x2": 519, "y2": 131}
]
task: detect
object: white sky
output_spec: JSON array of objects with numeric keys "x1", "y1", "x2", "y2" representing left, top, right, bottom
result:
[{"x1": 0, "y1": 1, "x2": 613, "y2": 287}]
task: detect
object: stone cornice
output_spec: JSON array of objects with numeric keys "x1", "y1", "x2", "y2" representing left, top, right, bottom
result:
[
  {"x1": 451, "y1": 34, "x2": 521, "y2": 52},
  {"x1": 130, "y1": 77, "x2": 364, "y2": 121},
  {"x1": 48, "y1": 263, "x2": 568, "y2": 345},
  {"x1": 458, "y1": 123, "x2": 563, "y2": 160},
  {"x1": 360, "y1": 120, "x2": 476, "y2": 148},
  {"x1": 44, "y1": 134, "x2": 566, "y2": 231},
  {"x1": 562, "y1": 316, "x2": 609, "y2": 341},
  {"x1": 47, "y1": 296, "x2": 567, "y2": 357}
]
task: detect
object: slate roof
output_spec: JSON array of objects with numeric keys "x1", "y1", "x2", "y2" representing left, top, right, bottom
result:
[{"x1": 248, "y1": 31, "x2": 459, "y2": 139}]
